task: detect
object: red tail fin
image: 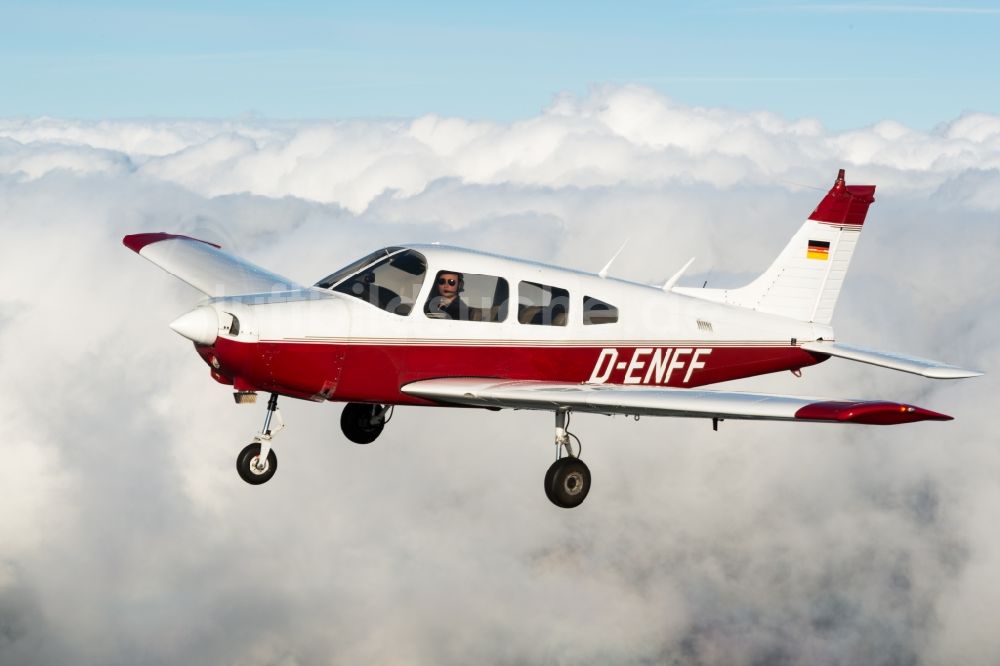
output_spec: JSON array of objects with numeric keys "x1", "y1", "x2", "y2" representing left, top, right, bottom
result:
[{"x1": 809, "y1": 169, "x2": 876, "y2": 226}]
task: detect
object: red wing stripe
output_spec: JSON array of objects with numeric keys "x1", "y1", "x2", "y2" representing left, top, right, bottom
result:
[
  {"x1": 122, "y1": 232, "x2": 222, "y2": 253},
  {"x1": 795, "y1": 400, "x2": 951, "y2": 424}
]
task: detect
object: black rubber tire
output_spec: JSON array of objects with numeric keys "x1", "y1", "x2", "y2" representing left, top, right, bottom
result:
[
  {"x1": 544, "y1": 459, "x2": 561, "y2": 506},
  {"x1": 546, "y1": 457, "x2": 591, "y2": 509},
  {"x1": 341, "y1": 403, "x2": 385, "y2": 444},
  {"x1": 236, "y1": 442, "x2": 278, "y2": 485}
]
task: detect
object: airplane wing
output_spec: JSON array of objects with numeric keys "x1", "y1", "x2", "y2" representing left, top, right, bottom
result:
[
  {"x1": 123, "y1": 232, "x2": 302, "y2": 297},
  {"x1": 401, "y1": 378, "x2": 952, "y2": 425},
  {"x1": 801, "y1": 341, "x2": 982, "y2": 379}
]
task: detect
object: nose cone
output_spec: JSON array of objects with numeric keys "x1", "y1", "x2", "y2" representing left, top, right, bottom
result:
[{"x1": 170, "y1": 306, "x2": 219, "y2": 345}]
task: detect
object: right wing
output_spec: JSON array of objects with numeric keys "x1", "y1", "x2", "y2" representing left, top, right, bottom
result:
[
  {"x1": 123, "y1": 232, "x2": 302, "y2": 297},
  {"x1": 402, "y1": 378, "x2": 952, "y2": 425}
]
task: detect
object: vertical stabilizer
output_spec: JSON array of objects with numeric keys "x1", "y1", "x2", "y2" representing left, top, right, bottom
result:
[{"x1": 674, "y1": 170, "x2": 876, "y2": 324}]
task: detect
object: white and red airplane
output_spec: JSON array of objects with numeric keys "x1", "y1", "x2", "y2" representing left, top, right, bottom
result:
[{"x1": 125, "y1": 170, "x2": 980, "y2": 508}]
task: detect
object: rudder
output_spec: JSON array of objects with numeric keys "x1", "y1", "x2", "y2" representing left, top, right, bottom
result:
[{"x1": 675, "y1": 170, "x2": 875, "y2": 324}]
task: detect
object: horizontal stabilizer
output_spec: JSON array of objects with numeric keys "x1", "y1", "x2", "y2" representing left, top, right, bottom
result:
[
  {"x1": 402, "y1": 378, "x2": 952, "y2": 425},
  {"x1": 802, "y1": 341, "x2": 983, "y2": 379},
  {"x1": 123, "y1": 233, "x2": 302, "y2": 297}
]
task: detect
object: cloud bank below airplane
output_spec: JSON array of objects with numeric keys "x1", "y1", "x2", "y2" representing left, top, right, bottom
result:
[{"x1": 1, "y1": 87, "x2": 998, "y2": 664}]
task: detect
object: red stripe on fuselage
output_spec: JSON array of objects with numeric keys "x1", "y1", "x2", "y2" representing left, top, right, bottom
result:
[{"x1": 207, "y1": 339, "x2": 825, "y2": 405}]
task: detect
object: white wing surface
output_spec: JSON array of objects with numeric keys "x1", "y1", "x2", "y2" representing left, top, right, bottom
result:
[
  {"x1": 123, "y1": 233, "x2": 302, "y2": 297},
  {"x1": 801, "y1": 341, "x2": 982, "y2": 379},
  {"x1": 402, "y1": 378, "x2": 952, "y2": 425}
]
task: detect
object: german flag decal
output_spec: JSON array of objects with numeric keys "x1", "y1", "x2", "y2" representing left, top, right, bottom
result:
[{"x1": 807, "y1": 239, "x2": 830, "y2": 260}]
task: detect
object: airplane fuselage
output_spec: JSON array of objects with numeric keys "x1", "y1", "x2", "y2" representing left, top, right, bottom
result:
[{"x1": 194, "y1": 245, "x2": 832, "y2": 404}]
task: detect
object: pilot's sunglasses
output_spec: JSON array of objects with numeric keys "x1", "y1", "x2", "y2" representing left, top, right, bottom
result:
[{"x1": 438, "y1": 278, "x2": 458, "y2": 286}]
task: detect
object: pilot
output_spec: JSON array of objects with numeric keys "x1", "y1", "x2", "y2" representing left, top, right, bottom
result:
[{"x1": 427, "y1": 270, "x2": 467, "y2": 320}]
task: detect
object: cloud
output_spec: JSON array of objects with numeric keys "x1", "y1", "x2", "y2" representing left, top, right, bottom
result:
[
  {"x1": 1, "y1": 87, "x2": 998, "y2": 665},
  {"x1": 6, "y1": 86, "x2": 1000, "y2": 217}
]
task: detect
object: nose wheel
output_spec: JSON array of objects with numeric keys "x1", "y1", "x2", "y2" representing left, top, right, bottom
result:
[
  {"x1": 544, "y1": 410, "x2": 591, "y2": 508},
  {"x1": 236, "y1": 442, "x2": 277, "y2": 484},
  {"x1": 237, "y1": 393, "x2": 283, "y2": 485}
]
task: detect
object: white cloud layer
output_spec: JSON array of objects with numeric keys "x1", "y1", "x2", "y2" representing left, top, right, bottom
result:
[{"x1": 1, "y1": 86, "x2": 998, "y2": 665}]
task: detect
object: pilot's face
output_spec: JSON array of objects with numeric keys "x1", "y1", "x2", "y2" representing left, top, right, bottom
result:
[{"x1": 437, "y1": 272, "x2": 460, "y2": 300}]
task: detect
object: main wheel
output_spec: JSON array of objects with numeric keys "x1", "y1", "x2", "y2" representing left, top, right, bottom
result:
[
  {"x1": 341, "y1": 403, "x2": 385, "y2": 444},
  {"x1": 236, "y1": 442, "x2": 278, "y2": 485},
  {"x1": 545, "y1": 457, "x2": 591, "y2": 508}
]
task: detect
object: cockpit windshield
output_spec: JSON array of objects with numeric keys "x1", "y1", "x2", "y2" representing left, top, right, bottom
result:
[
  {"x1": 317, "y1": 248, "x2": 427, "y2": 316},
  {"x1": 315, "y1": 247, "x2": 402, "y2": 289}
]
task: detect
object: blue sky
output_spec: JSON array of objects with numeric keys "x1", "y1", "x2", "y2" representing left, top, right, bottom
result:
[{"x1": 3, "y1": 1, "x2": 1000, "y2": 130}]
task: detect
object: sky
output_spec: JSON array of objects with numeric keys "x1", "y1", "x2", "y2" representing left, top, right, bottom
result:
[
  {"x1": 2, "y1": 4, "x2": 1000, "y2": 666},
  {"x1": 4, "y1": 1, "x2": 1000, "y2": 129}
]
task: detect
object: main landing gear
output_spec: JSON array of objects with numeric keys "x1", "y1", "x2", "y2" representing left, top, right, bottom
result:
[
  {"x1": 340, "y1": 402, "x2": 392, "y2": 444},
  {"x1": 544, "y1": 409, "x2": 591, "y2": 509},
  {"x1": 236, "y1": 392, "x2": 282, "y2": 485}
]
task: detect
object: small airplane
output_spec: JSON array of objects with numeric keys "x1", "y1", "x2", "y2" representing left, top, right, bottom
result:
[{"x1": 124, "y1": 170, "x2": 981, "y2": 508}]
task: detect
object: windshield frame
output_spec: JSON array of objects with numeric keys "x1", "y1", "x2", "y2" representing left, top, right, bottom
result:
[{"x1": 314, "y1": 246, "x2": 406, "y2": 290}]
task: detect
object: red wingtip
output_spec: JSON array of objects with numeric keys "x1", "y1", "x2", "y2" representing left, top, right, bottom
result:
[
  {"x1": 795, "y1": 401, "x2": 953, "y2": 425},
  {"x1": 122, "y1": 232, "x2": 221, "y2": 254},
  {"x1": 808, "y1": 169, "x2": 876, "y2": 226}
]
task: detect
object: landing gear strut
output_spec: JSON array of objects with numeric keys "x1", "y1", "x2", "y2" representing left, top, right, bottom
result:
[
  {"x1": 236, "y1": 392, "x2": 282, "y2": 485},
  {"x1": 544, "y1": 409, "x2": 591, "y2": 509},
  {"x1": 341, "y1": 402, "x2": 391, "y2": 444}
]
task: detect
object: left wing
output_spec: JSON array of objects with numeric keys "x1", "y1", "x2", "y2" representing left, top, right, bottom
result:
[
  {"x1": 402, "y1": 378, "x2": 951, "y2": 425},
  {"x1": 123, "y1": 232, "x2": 302, "y2": 297}
]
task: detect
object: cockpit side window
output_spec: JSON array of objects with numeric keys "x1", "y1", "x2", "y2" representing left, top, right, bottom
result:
[
  {"x1": 331, "y1": 249, "x2": 427, "y2": 315},
  {"x1": 425, "y1": 271, "x2": 509, "y2": 323},
  {"x1": 315, "y1": 247, "x2": 402, "y2": 290}
]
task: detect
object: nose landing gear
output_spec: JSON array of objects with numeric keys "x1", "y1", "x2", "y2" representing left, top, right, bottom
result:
[
  {"x1": 236, "y1": 393, "x2": 282, "y2": 485},
  {"x1": 544, "y1": 409, "x2": 591, "y2": 508}
]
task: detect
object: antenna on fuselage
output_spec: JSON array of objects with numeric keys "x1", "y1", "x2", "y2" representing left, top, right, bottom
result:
[
  {"x1": 598, "y1": 239, "x2": 629, "y2": 279},
  {"x1": 661, "y1": 257, "x2": 695, "y2": 292}
]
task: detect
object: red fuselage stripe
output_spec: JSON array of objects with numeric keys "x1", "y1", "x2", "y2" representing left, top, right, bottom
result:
[{"x1": 207, "y1": 339, "x2": 825, "y2": 405}]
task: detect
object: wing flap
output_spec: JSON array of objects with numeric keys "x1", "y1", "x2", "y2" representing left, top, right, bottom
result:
[
  {"x1": 123, "y1": 232, "x2": 302, "y2": 297},
  {"x1": 402, "y1": 378, "x2": 951, "y2": 425},
  {"x1": 802, "y1": 341, "x2": 982, "y2": 379}
]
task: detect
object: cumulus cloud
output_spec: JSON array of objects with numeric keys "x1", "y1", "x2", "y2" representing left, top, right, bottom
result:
[
  {"x1": 1, "y1": 86, "x2": 998, "y2": 665},
  {"x1": 6, "y1": 85, "x2": 1000, "y2": 216}
]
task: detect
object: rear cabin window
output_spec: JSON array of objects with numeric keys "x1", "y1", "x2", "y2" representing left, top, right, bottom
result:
[
  {"x1": 518, "y1": 281, "x2": 569, "y2": 326},
  {"x1": 330, "y1": 249, "x2": 427, "y2": 316},
  {"x1": 425, "y1": 271, "x2": 509, "y2": 323},
  {"x1": 583, "y1": 296, "x2": 619, "y2": 325}
]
